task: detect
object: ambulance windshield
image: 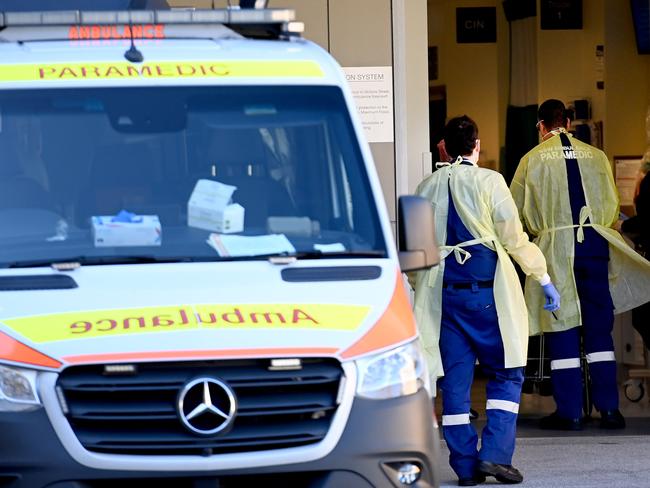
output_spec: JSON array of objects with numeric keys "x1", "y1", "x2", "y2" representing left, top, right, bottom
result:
[{"x1": 0, "y1": 85, "x2": 387, "y2": 266}]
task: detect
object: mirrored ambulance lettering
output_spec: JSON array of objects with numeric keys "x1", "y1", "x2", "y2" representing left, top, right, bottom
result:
[
  {"x1": 68, "y1": 24, "x2": 165, "y2": 40},
  {"x1": 69, "y1": 307, "x2": 319, "y2": 334}
]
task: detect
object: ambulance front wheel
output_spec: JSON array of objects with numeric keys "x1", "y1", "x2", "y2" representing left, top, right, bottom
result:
[{"x1": 624, "y1": 379, "x2": 645, "y2": 403}]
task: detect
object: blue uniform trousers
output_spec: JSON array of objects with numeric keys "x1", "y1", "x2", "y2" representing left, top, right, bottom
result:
[
  {"x1": 546, "y1": 256, "x2": 618, "y2": 419},
  {"x1": 439, "y1": 285, "x2": 524, "y2": 479}
]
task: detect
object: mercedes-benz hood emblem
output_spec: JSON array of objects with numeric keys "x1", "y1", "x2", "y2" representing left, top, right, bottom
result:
[{"x1": 177, "y1": 377, "x2": 237, "y2": 435}]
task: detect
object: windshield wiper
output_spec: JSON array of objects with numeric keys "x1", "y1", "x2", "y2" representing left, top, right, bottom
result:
[
  {"x1": 3, "y1": 255, "x2": 218, "y2": 269},
  {"x1": 263, "y1": 249, "x2": 387, "y2": 263},
  {"x1": 298, "y1": 250, "x2": 385, "y2": 258},
  {"x1": 3, "y1": 250, "x2": 386, "y2": 268}
]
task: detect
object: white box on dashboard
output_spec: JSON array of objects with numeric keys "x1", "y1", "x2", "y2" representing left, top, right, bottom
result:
[
  {"x1": 91, "y1": 215, "x2": 162, "y2": 247},
  {"x1": 188, "y1": 179, "x2": 245, "y2": 234}
]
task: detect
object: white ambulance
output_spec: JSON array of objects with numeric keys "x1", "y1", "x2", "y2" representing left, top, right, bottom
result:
[{"x1": 0, "y1": 2, "x2": 440, "y2": 487}]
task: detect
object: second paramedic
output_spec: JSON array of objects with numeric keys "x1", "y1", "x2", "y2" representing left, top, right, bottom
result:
[
  {"x1": 411, "y1": 115, "x2": 559, "y2": 486},
  {"x1": 511, "y1": 99, "x2": 650, "y2": 431}
]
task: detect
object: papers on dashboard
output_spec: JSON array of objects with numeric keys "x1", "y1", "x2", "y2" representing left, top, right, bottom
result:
[{"x1": 207, "y1": 233, "x2": 295, "y2": 258}]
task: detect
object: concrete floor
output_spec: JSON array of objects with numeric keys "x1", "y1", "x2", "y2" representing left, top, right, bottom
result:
[
  {"x1": 435, "y1": 366, "x2": 650, "y2": 487},
  {"x1": 437, "y1": 435, "x2": 650, "y2": 487}
]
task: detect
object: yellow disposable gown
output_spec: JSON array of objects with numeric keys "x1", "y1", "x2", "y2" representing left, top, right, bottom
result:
[
  {"x1": 411, "y1": 159, "x2": 548, "y2": 382},
  {"x1": 511, "y1": 130, "x2": 650, "y2": 335}
]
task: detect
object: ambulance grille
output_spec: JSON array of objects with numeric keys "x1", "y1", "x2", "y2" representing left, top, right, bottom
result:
[{"x1": 56, "y1": 358, "x2": 343, "y2": 455}]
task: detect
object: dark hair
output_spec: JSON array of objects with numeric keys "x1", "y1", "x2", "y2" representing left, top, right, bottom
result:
[
  {"x1": 443, "y1": 115, "x2": 478, "y2": 159},
  {"x1": 538, "y1": 99, "x2": 568, "y2": 130}
]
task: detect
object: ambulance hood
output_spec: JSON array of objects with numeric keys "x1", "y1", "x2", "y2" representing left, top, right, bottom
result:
[{"x1": 0, "y1": 261, "x2": 415, "y2": 369}]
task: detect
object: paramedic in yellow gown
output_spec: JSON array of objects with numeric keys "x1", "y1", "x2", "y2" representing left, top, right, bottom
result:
[
  {"x1": 511, "y1": 99, "x2": 650, "y2": 430},
  {"x1": 411, "y1": 115, "x2": 559, "y2": 485}
]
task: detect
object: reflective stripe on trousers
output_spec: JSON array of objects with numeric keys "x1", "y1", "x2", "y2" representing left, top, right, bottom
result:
[
  {"x1": 546, "y1": 257, "x2": 618, "y2": 418},
  {"x1": 439, "y1": 286, "x2": 523, "y2": 479},
  {"x1": 442, "y1": 413, "x2": 471, "y2": 426}
]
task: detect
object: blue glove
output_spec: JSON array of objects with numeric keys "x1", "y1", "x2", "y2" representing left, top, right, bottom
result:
[
  {"x1": 112, "y1": 209, "x2": 143, "y2": 223},
  {"x1": 542, "y1": 282, "x2": 560, "y2": 312}
]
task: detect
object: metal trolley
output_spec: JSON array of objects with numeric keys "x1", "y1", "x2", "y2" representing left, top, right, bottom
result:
[
  {"x1": 623, "y1": 296, "x2": 650, "y2": 403},
  {"x1": 523, "y1": 334, "x2": 594, "y2": 418},
  {"x1": 622, "y1": 240, "x2": 650, "y2": 403}
]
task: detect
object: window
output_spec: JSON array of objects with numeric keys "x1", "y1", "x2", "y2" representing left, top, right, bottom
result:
[{"x1": 0, "y1": 85, "x2": 386, "y2": 266}]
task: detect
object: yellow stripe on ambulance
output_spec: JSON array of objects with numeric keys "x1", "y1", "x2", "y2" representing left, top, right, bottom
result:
[
  {"x1": 2, "y1": 304, "x2": 370, "y2": 343},
  {"x1": 0, "y1": 60, "x2": 324, "y2": 83}
]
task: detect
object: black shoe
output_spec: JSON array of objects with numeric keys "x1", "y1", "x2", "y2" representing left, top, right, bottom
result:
[
  {"x1": 539, "y1": 411, "x2": 583, "y2": 431},
  {"x1": 600, "y1": 409, "x2": 626, "y2": 429},
  {"x1": 477, "y1": 461, "x2": 523, "y2": 484},
  {"x1": 458, "y1": 473, "x2": 486, "y2": 486},
  {"x1": 458, "y1": 478, "x2": 477, "y2": 487}
]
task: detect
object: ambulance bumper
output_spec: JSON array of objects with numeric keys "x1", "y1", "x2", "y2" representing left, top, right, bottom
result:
[{"x1": 0, "y1": 389, "x2": 440, "y2": 488}]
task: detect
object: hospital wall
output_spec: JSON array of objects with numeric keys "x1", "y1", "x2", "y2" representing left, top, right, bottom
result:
[
  {"x1": 602, "y1": 0, "x2": 650, "y2": 163},
  {"x1": 427, "y1": 0, "x2": 509, "y2": 170},
  {"x1": 536, "y1": 0, "x2": 606, "y2": 124},
  {"x1": 428, "y1": 0, "x2": 650, "y2": 171},
  {"x1": 537, "y1": 0, "x2": 650, "y2": 163}
]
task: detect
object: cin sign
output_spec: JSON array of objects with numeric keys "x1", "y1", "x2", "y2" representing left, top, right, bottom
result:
[{"x1": 456, "y1": 7, "x2": 497, "y2": 44}]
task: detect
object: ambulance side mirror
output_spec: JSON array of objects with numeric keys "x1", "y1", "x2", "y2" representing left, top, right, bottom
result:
[{"x1": 398, "y1": 195, "x2": 440, "y2": 272}]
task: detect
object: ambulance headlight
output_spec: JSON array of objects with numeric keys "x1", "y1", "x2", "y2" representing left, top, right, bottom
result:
[
  {"x1": 355, "y1": 341, "x2": 427, "y2": 399},
  {"x1": 0, "y1": 365, "x2": 41, "y2": 412}
]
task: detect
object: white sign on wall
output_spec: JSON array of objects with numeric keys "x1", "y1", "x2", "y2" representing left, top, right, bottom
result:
[
  {"x1": 615, "y1": 156, "x2": 643, "y2": 207},
  {"x1": 343, "y1": 66, "x2": 394, "y2": 143}
]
